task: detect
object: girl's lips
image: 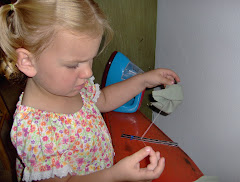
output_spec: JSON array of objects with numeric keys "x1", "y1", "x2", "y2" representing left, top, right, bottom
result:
[{"x1": 75, "y1": 84, "x2": 85, "y2": 90}]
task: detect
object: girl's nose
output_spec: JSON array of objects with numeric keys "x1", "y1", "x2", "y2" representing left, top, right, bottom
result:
[{"x1": 79, "y1": 63, "x2": 93, "y2": 79}]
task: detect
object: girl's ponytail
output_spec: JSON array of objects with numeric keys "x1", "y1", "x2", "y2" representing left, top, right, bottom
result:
[{"x1": 0, "y1": 3, "x2": 23, "y2": 80}]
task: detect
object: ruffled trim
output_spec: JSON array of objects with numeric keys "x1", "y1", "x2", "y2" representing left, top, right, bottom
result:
[
  {"x1": 89, "y1": 76, "x2": 101, "y2": 103},
  {"x1": 89, "y1": 76, "x2": 95, "y2": 83},
  {"x1": 93, "y1": 84, "x2": 101, "y2": 103},
  {"x1": 23, "y1": 165, "x2": 73, "y2": 182}
]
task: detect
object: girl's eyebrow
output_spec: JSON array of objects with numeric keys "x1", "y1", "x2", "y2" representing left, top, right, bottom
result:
[
  {"x1": 63, "y1": 58, "x2": 90, "y2": 63},
  {"x1": 65, "y1": 55, "x2": 97, "y2": 63},
  {"x1": 67, "y1": 59, "x2": 87, "y2": 63}
]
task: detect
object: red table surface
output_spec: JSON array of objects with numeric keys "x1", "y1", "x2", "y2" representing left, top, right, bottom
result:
[{"x1": 103, "y1": 111, "x2": 203, "y2": 182}]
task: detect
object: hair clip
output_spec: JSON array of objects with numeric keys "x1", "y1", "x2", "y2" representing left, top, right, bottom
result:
[{"x1": 9, "y1": 4, "x2": 15, "y2": 11}]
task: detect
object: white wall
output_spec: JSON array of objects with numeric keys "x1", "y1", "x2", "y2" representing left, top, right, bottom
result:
[{"x1": 154, "y1": 1, "x2": 240, "y2": 181}]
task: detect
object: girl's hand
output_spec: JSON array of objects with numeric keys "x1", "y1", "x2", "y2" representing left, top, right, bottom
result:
[
  {"x1": 111, "y1": 146, "x2": 165, "y2": 182},
  {"x1": 140, "y1": 68, "x2": 180, "y2": 88}
]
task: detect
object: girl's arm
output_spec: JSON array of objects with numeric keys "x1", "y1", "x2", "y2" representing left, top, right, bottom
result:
[
  {"x1": 96, "y1": 68, "x2": 180, "y2": 112},
  {"x1": 40, "y1": 146, "x2": 165, "y2": 182}
]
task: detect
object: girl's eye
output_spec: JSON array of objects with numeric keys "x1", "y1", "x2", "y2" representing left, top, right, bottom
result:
[{"x1": 66, "y1": 65, "x2": 78, "y2": 69}]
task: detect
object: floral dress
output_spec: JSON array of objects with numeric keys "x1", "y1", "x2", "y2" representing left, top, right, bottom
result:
[{"x1": 10, "y1": 77, "x2": 114, "y2": 182}]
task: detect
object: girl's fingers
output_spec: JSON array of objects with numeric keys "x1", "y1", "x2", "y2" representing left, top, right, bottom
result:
[
  {"x1": 147, "y1": 149, "x2": 159, "y2": 170},
  {"x1": 153, "y1": 157, "x2": 165, "y2": 177},
  {"x1": 130, "y1": 146, "x2": 153, "y2": 164},
  {"x1": 140, "y1": 156, "x2": 165, "y2": 180},
  {"x1": 156, "y1": 151, "x2": 160, "y2": 160}
]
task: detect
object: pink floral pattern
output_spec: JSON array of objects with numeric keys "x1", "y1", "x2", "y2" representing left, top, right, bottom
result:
[{"x1": 11, "y1": 77, "x2": 114, "y2": 182}]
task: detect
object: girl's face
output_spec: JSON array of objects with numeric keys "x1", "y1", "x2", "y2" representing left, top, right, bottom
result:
[{"x1": 32, "y1": 30, "x2": 102, "y2": 97}]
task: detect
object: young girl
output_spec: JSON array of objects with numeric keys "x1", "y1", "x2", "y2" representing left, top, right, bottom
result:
[{"x1": 0, "y1": 1, "x2": 180, "y2": 182}]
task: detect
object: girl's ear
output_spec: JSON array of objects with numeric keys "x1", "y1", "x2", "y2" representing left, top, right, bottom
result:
[{"x1": 16, "y1": 48, "x2": 37, "y2": 77}]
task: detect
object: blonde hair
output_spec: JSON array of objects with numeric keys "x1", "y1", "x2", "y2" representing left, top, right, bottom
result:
[{"x1": 0, "y1": 0, "x2": 113, "y2": 81}]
